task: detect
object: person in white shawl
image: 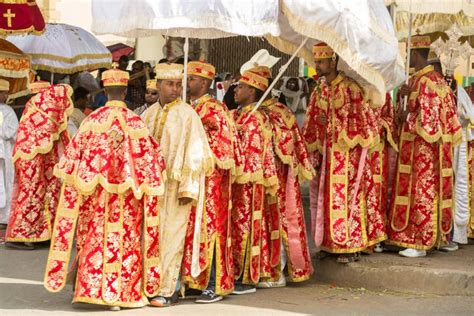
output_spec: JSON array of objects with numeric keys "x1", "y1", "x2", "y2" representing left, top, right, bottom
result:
[
  {"x1": 452, "y1": 84, "x2": 474, "y2": 245},
  {"x1": 0, "y1": 79, "x2": 19, "y2": 227}
]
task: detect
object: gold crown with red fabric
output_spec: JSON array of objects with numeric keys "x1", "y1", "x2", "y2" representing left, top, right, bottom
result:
[
  {"x1": 312, "y1": 42, "x2": 335, "y2": 60},
  {"x1": 248, "y1": 66, "x2": 272, "y2": 79},
  {"x1": 155, "y1": 63, "x2": 183, "y2": 80},
  {"x1": 187, "y1": 61, "x2": 216, "y2": 80},
  {"x1": 410, "y1": 35, "x2": 431, "y2": 49},
  {"x1": 29, "y1": 79, "x2": 50, "y2": 94},
  {"x1": 102, "y1": 68, "x2": 129, "y2": 87},
  {"x1": 146, "y1": 79, "x2": 157, "y2": 90},
  {"x1": 240, "y1": 70, "x2": 268, "y2": 91}
]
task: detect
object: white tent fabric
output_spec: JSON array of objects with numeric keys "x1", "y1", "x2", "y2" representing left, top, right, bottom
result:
[
  {"x1": 91, "y1": 0, "x2": 405, "y2": 99},
  {"x1": 385, "y1": 0, "x2": 474, "y2": 17},
  {"x1": 8, "y1": 23, "x2": 112, "y2": 74},
  {"x1": 266, "y1": 0, "x2": 406, "y2": 99},
  {"x1": 91, "y1": 0, "x2": 280, "y2": 39}
]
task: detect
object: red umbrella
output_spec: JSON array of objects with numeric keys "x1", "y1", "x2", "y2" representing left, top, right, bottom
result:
[
  {"x1": 0, "y1": 0, "x2": 45, "y2": 35},
  {"x1": 106, "y1": 43, "x2": 135, "y2": 62}
]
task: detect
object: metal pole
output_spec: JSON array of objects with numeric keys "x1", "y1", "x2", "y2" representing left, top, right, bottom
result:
[
  {"x1": 245, "y1": 37, "x2": 309, "y2": 121},
  {"x1": 182, "y1": 37, "x2": 189, "y2": 102}
]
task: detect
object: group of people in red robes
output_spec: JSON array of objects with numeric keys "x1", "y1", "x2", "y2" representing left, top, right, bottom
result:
[{"x1": 2, "y1": 33, "x2": 472, "y2": 310}]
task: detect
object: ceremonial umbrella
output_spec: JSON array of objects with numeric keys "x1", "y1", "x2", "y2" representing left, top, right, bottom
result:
[
  {"x1": 0, "y1": 0, "x2": 45, "y2": 36},
  {"x1": 7, "y1": 23, "x2": 112, "y2": 74},
  {"x1": 385, "y1": 0, "x2": 474, "y2": 108},
  {"x1": 107, "y1": 43, "x2": 135, "y2": 62},
  {"x1": 0, "y1": 39, "x2": 31, "y2": 99},
  {"x1": 92, "y1": 0, "x2": 404, "y2": 105}
]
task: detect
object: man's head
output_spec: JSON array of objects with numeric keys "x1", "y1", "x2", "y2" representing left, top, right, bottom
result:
[
  {"x1": 101, "y1": 68, "x2": 130, "y2": 101},
  {"x1": 312, "y1": 43, "x2": 338, "y2": 77},
  {"x1": 73, "y1": 87, "x2": 89, "y2": 110},
  {"x1": 131, "y1": 60, "x2": 144, "y2": 74},
  {"x1": 118, "y1": 55, "x2": 129, "y2": 71},
  {"x1": 155, "y1": 63, "x2": 184, "y2": 105},
  {"x1": 145, "y1": 79, "x2": 159, "y2": 105},
  {"x1": 0, "y1": 79, "x2": 9, "y2": 103},
  {"x1": 235, "y1": 70, "x2": 267, "y2": 106},
  {"x1": 186, "y1": 61, "x2": 215, "y2": 100},
  {"x1": 408, "y1": 35, "x2": 431, "y2": 68}
]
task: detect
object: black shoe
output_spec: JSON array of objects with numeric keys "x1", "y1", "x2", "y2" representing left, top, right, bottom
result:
[
  {"x1": 195, "y1": 289, "x2": 223, "y2": 303},
  {"x1": 232, "y1": 284, "x2": 256, "y2": 295}
]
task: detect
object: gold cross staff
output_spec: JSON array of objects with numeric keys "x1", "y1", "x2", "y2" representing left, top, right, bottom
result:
[{"x1": 3, "y1": 9, "x2": 15, "y2": 28}]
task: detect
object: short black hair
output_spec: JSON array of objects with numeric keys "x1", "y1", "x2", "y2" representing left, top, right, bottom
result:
[
  {"x1": 105, "y1": 85, "x2": 127, "y2": 97},
  {"x1": 158, "y1": 58, "x2": 169, "y2": 64},
  {"x1": 74, "y1": 87, "x2": 89, "y2": 101},
  {"x1": 119, "y1": 55, "x2": 129, "y2": 62}
]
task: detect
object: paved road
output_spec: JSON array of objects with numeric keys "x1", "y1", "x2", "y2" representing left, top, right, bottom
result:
[{"x1": 1, "y1": 246, "x2": 473, "y2": 316}]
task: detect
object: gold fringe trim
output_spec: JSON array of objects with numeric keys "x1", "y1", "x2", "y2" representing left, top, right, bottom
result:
[
  {"x1": 214, "y1": 157, "x2": 236, "y2": 172},
  {"x1": 337, "y1": 130, "x2": 379, "y2": 150},
  {"x1": 415, "y1": 120, "x2": 463, "y2": 146},
  {"x1": 382, "y1": 121, "x2": 398, "y2": 151},
  {"x1": 79, "y1": 109, "x2": 150, "y2": 139},
  {"x1": 306, "y1": 140, "x2": 324, "y2": 154},
  {"x1": 54, "y1": 167, "x2": 165, "y2": 200},
  {"x1": 29, "y1": 52, "x2": 112, "y2": 64},
  {"x1": 32, "y1": 62, "x2": 112, "y2": 75},
  {"x1": 295, "y1": 164, "x2": 316, "y2": 182}
]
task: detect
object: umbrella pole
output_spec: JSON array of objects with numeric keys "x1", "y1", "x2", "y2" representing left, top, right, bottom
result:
[
  {"x1": 50, "y1": 72, "x2": 54, "y2": 85},
  {"x1": 182, "y1": 37, "x2": 189, "y2": 102},
  {"x1": 246, "y1": 37, "x2": 309, "y2": 120},
  {"x1": 403, "y1": 11, "x2": 413, "y2": 111}
]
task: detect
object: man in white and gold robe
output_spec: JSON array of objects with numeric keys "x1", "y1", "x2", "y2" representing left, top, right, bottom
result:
[{"x1": 143, "y1": 63, "x2": 213, "y2": 307}]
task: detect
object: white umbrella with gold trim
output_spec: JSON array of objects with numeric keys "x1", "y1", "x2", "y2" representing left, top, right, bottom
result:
[{"x1": 7, "y1": 23, "x2": 112, "y2": 74}]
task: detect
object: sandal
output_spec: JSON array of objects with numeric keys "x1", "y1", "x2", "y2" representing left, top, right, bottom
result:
[{"x1": 150, "y1": 292, "x2": 179, "y2": 307}]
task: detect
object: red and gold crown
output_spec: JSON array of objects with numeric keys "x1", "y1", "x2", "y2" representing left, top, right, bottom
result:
[
  {"x1": 146, "y1": 79, "x2": 157, "y2": 90},
  {"x1": 29, "y1": 79, "x2": 50, "y2": 94},
  {"x1": 102, "y1": 68, "x2": 129, "y2": 87},
  {"x1": 312, "y1": 42, "x2": 335, "y2": 60},
  {"x1": 410, "y1": 35, "x2": 431, "y2": 49},
  {"x1": 240, "y1": 70, "x2": 268, "y2": 91},
  {"x1": 248, "y1": 65, "x2": 272, "y2": 79},
  {"x1": 187, "y1": 61, "x2": 216, "y2": 80},
  {"x1": 155, "y1": 63, "x2": 183, "y2": 80}
]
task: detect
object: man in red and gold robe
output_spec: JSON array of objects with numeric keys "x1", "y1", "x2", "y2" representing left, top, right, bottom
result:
[
  {"x1": 231, "y1": 70, "x2": 278, "y2": 294},
  {"x1": 369, "y1": 93, "x2": 398, "y2": 252},
  {"x1": 245, "y1": 66, "x2": 314, "y2": 287},
  {"x1": 388, "y1": 35, "x2": 462, "y2": 257},
  {"x1": 44, "y1": 68, "x2": 166, "y2": 310},
  {"x1": 6, "y1": 83, "x2": 73, "y2": 250},
  {"x1": 302, "y1": 43, "x2": 382, "y2": 263},
  {"x1": 181, "y1": 61, "x2": 243, "y2": 303}
]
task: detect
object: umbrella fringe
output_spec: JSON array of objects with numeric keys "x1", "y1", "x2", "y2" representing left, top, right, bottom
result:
[{"x1": 281, "y1": 2, "x2": 390, "y2": 100}]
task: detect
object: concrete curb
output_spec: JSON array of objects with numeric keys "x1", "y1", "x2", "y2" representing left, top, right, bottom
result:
[{"x1": 312, "y1": 258, "x2": 474, "y2": 296}]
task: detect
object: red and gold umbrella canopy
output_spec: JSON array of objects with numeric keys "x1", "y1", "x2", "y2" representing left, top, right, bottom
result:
[
  {"x1": 0, "y1": 0, "x2": 45, "y2": 36},
  {"x1": 0, "y1": 38, "x2": 31, "y2": 99}
]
